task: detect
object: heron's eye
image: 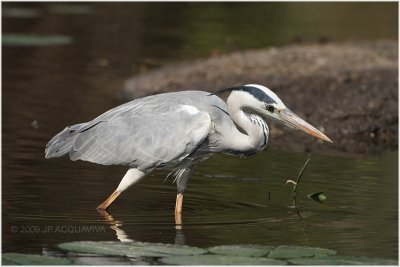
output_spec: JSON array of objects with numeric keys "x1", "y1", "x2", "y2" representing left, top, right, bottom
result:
[{"x1": 266, "y1": 105, "x2": 275, "y2": 113}]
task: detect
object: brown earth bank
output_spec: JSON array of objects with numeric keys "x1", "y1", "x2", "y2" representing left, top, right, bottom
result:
[{"x1": 122, "y1": 41, "x2": 398, "y2": 156}]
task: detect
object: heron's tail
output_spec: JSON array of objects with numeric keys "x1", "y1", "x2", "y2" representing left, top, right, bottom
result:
[{"x1": 45, "y1": 123, "x2": 86, "y2": 159}]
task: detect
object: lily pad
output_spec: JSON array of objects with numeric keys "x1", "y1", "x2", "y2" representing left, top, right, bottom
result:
[
  {"x1": 68, "y1": 254, "x2": 132, "y2": 265},
  {"x1": 59, "y1": 241, "x2": 165, "y2": 257},
  {"x1": 2, "y1": 34, "x2": 72, "y2": 46},
  {"x1": 49, "y1": 4, "x2": 92, "y2": 15},
  {"x1": 289, "y1": 256, "x2": 397, "y2": 265},
  {"x1": 268, "y1": 245, "x2": 337, "y2": 259},
  {"x1": 160, "y1": 255, "x2": 286, "y2": 265},
  {"x1": 58, "y1": 241, "x2": 206, "y2": 258},
  {"x1": 2, "y1": 253, "x2": 71, "y2": 265},
  {"x1": 326, "y1": 256, "x2": 397, "y2": 265},
  {"x1": 289, "y1": 257, "x2": 361, "y2": 265},
  {"x1": 208, "y1": 245, "x2": 272, "y2": 257},
  {"x1": 308, "y1": 192, "x2": 327, "y2": 203},
  {"x1": 3, "y1": 7, "x2": 41, "y2": 18},
  {"x1": 138, "y1": 242, "x2": 207, "y2": 256}
]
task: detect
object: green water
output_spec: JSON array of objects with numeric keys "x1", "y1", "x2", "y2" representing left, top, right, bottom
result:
[{"x1": 2, "y1": 2, "x2": 398, "y2": 260}]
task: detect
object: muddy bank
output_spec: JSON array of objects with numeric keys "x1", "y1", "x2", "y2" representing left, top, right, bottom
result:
[{"x1": 122, "y1": 41, "x2": 398, "y2": 155}]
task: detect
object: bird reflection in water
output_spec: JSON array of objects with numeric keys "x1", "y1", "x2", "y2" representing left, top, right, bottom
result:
[
  {"x1": 97, "y1": 209, "x2": 133, "y2": 242},
  {"x1": 97, "y1": 209, "x2": 186, "y2": 246}
]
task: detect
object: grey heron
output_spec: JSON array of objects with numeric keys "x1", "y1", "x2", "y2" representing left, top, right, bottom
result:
[{"x1": 45, "y1": 84, "x2": 332, "y2": 225}]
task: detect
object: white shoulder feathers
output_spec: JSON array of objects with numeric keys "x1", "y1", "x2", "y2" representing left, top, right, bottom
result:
[{"x1": 180, "y1": 105, "x2": 200, "y2": 115}]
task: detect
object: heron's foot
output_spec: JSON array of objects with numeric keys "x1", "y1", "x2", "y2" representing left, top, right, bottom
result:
[
  {"x1": 96, "y1": 205, "x2": 110, "y2": 213},
  {"x1": 96, "y1": 203, "x2": 108, "y2": 210},
  {"x1": 97, "y1": 190, "x2": 121, "y2": 211}
]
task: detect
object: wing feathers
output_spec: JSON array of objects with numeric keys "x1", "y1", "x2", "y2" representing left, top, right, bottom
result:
[{"x1": 69, "y1": 107, "x2": 211, "y2": 169}]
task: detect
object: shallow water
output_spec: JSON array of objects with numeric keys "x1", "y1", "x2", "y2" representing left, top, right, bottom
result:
[
  {"x1": 3, "y1": 149, "x2": 398, "y2": 259},
  {"x1": 3, "y1": 2, "x2": 398, "y2": 260}
]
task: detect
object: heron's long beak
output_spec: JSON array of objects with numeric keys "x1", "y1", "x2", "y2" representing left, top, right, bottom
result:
[{"x1": 279, "y1": 108, "x2": 333, "y2": 143}]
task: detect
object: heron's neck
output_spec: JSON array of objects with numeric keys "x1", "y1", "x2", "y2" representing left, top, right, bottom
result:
[{"x1": 226, "y1": 96, "x2": 269, "y2": 153}]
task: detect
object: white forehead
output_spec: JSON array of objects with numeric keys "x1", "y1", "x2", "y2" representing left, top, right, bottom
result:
[{"x1": 245, "y1": 84, "x2": 285, "y2": 107}]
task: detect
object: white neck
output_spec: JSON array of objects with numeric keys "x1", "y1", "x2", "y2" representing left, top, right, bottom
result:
[{"x1": 224, "y1": 92, "x2": 269, "y2": 154}]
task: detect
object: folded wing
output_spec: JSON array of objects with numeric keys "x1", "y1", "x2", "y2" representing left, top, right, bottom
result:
[{"x1": 69, "y1": 106, "x2": 211, "y2": 170}]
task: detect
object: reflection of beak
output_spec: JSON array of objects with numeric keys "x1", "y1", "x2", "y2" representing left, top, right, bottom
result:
[{"x1": 279, "y1": 108, "x2": 333, "y2": 143}]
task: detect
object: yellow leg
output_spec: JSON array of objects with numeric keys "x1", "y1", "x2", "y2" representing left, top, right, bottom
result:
[
  {"x1": 175, "y1": 193, "x2": 183, "y2": 228},
  {"x1": 97, "y1": 190, "x2": 121, "y2": 210},
  {"x1": 97, "y1": 168, "x2": 146, "y2": 210}
]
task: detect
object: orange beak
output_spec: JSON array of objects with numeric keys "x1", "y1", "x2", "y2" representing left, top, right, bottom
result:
[{"x1": 279, "y1": 108, "x2": 333, "y2": 143}]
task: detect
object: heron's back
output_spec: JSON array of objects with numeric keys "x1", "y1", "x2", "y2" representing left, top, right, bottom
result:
[{"x1": 45, "y1": 91, "x2": 232, "y2": 169}]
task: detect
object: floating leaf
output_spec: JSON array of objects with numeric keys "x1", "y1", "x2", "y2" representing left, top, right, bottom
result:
[
  {"x1": 2, "y1": 34, "x2": 72, "y2": 46},
  {"x1": 308, "y1": 192, "x2": 327, "y2": 203},
  {"x1": 67, "y1": 254, "x2": 133, "y2": 265},
  {"x1": 160, "y1": 255, "x2": 286, "y2": 265},
  {"x1": 58, "y1": 241, "x2": 206, "y2": 257},
  {"x1": 143, "y1": 243, "x2": 207, "y2": 256},
  {"x1": 326, "y1": 255, "x2": 398, "y2": 265},
  {"x1": 268, "y1": 245, "x2": 337, "y2": 259},
  {"x1": 49, "y1": 4, "x2": 92, "y2": 15},
  {"x1": 2, "y1": 253, "x2": 71, "y2": 265},
  {"x1": 288, "y1": 257, "x2": 359, "y2": 265},
  {"x1": 208, "y1": 245, "x2": 272, "y2": 257},
  {"x1": 289, "y1": 255, "x2": 398, "y2": 265},
  {"x1": 3, "y1": 7, "x2": 41, "y2": 18},
  {"x1": 59, "y1": 241, "x2": 167, "y2": 257}
]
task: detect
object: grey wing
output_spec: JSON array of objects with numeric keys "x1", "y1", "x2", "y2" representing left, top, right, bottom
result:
[
  {"x1": 69, "y1": 107, "x2": 212, "y2": 170},
  {"x1": 87, "y1": 91, "x2": 221, "y2": 124}
]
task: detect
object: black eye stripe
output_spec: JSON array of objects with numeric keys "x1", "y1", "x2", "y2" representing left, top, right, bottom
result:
[
  {"x1": 217, "y1": 85, "x2": 278, "y2": 105},
  {"x1": 242, "y1": 86, "x2": 277, "y2": 104}
]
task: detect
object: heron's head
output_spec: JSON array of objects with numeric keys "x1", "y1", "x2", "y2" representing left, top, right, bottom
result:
[{"x1": 224, "y1": 84, "x2": 332, "y2": 142}]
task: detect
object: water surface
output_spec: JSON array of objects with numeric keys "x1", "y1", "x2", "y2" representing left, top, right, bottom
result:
[{"x1": 2, "y1": 2, "x2": 398, "y2": 260}]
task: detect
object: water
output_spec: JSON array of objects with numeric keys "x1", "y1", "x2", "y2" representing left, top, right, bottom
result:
[{"x1": 3, "y1": 2, "x2": 398, "y2": 260}]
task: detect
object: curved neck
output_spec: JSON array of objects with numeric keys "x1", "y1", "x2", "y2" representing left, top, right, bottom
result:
[{"x1": 225, "y1": 93, "x2": 269, "y2": 153}]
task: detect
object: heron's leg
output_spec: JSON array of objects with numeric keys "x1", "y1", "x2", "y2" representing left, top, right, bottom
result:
[
  {"x1": 175, "y1": 193, "x2": 184, "y2": 226},
  {"x1": 97, "y1": 168, "x2": 146, "y2": 210},
  {"x1": 174, "y1": 166, "x2": 194, "y2": 227},
  {"x1": 97, "y1": 191, "x2": 122, "y2": 211}
]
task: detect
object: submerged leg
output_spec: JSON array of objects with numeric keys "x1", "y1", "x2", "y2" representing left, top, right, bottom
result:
[{"x1": 97, "y1": 168, "x2": 146, "y2": 210}]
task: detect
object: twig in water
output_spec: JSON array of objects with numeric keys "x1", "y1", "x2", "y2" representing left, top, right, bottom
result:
[
  {"x1": 286, "y1": 156, "x2": 311, "y2": 194},
  {"x1": 285, "y1": 156, "x2": 311, "y2": 241}
]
